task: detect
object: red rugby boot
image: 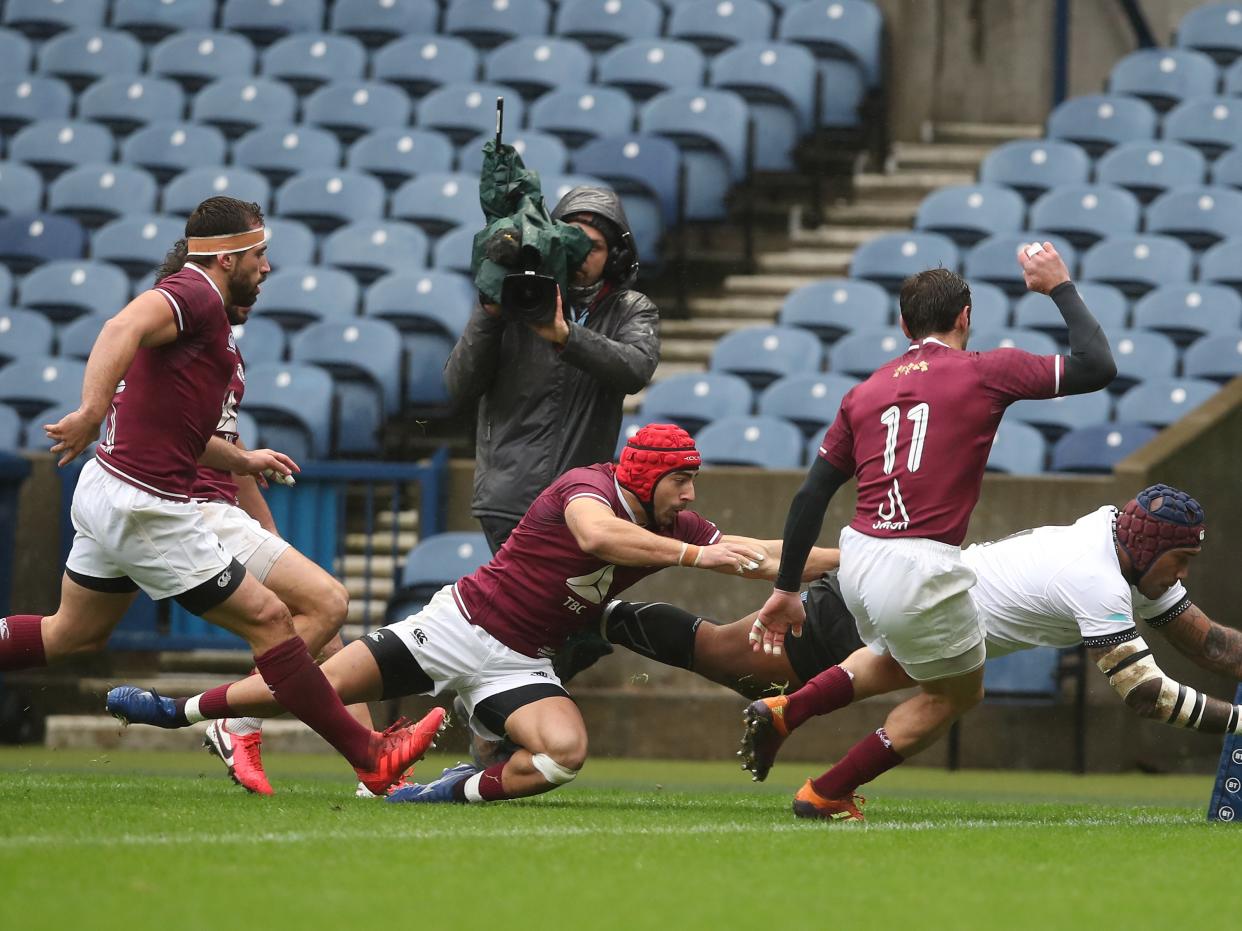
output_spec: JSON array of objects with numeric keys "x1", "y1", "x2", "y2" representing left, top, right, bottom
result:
[
  {"x1": 204, "y1": 719, "x2": 273, "y2": 796},
  {"x1": 353, "y1": 707, "x2": 447, "y2": 796}
]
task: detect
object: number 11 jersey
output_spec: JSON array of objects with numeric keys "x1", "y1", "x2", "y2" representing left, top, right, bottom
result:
[{"x1": 818, "y1": 338, "x2": 1060, "y2": 546}]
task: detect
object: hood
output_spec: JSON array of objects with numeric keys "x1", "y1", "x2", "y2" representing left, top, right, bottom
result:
[{"x1": 551, "y1": 186, "x2": 639, "y2": 289}]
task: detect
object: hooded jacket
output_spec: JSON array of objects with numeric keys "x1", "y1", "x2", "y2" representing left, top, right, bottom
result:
[{"x1": 443, "y1": 186, "x2": 661, "y2": 522}]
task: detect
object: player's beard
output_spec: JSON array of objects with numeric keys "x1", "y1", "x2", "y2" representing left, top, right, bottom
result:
[
  {"x1": 228, "y1": 271, "x2": 264, "y2": 309},
  {"x1": 225, "y1": 305, "x2": 250, "y2": 325}
]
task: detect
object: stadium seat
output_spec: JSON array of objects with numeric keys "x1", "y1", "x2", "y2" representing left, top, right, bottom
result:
[
  {"x1": 709, "y1": 325, "x2": 822, "y2": 391},
  {"x1": 191, "y1": 78, "x2": 297, "y2": 140},
  {"x1": 0, "y1": 402, "x2": 19, "y2": 451},
  {"x1": 1146, "y1": 186, "x2": 1242, "y2": 250},
  {"x1": 1163, "y1": 96, "x2": 1242, "y2": 159},
  {"x1": 55, "y1": 313, "x2": 105, "y2": 361},
  {"x1": 230, "y1": 316, "x2": 286, "y2": 366},
  {"x1": 19, "y1": 259, "x2": 128, "y2": 322},
  {"x1": 614, "y1": 412, "x2": 644, "y2": 460},
  {"x1": 1094, "y1": 140, "x2": 1206, "y2": 205},
  {"x1": 1198, "y1": 236, "x2": 1242, "y2": 292},
  {"x1": 598, "y1": 40, "x2": 706, "y2": 103},
  {"x1": 148, "y1": 31, "x2": 257, "y2": 94},
  {"x1": 261, "y1": 34, "x2": 367, "y2": 96},
  {"x1": 232, "y1": 126, "x2": 342, "y2": 188},
  {"x1": 431, "y1": 226, "x2": 475, "y2": 275},
  {"x1": 914, "y1": 184, "x2": 1026, "y2": 249},
  {"x1": 757, "y1": 372, "x2": 857, "y2": 435},
  {"x1": 371, "y1": 35, "x2": 480, "y2": 98},
  {"x1": 1050, "y1": 422, "x2": 1156, "y2": 473},
  {"x1": 966, "y1": 280, "x2": 1012, "y2": 330},
  {"x1": 0, "y1": 28, "x2": 33, "y2": 78},
  {"x1": 1012, "y1": 281, "x2": 1128, "y2": 341},
  {"x1": 330, "y1": 0, "x2": 439, "y2": 49},
  {"x1": 390, "y1": 173, "x2": 481, "y2": 238},
  {"x1": 321, "y1": 220, "x2": 430, "y2": 284},
  {"x1": 851, "y1": 232, "x2": 960, "y2": 293},
  {"x1": 1116, "y1": 377, "x2": 1219, "y2": 427},
  {"x1": 235, "y1": 410, "x2": 259, "y2": 450},
  {"x1": 778, "y1": 277, "x2": 889, "y2": 342},
  {"x1": 460, "y1": 130, "x2": 569, "y2": 176},
  {"x1": 697, "y1": 415, "x2": 804, "y2": 468},
  {"x1": 401, "y1": 330, "x2": 455, "y2": 407},
  {"x1": 1046, "y1": 94, "x2": 1157, "y2": 157},
  {"x1": 274, "y1": 169, "x2": 386, "y2": 233},
  {"x1": 570, "y1": 134, "x2": 680, "y2": 228},
  {"x1": 119, "y1": 123, "x2": 229, "y2": 185},
  {"x1": 1028, "y1": 184, "x2": 1141, "y2": 250},
  {"x1": 1080, "y1": 234, "x2": 1193, "y2": 298},
  {"x1": 826, "y1": 327, "x2": 906, "y2": 379},
  {"x1": 985, "y1": 419, "x2": 1047, "y2": 475},
  {"x1": 250, "y1": 265, "x2": 360, "y2": 331},
  {"x1": 968, "y1": 328, "x2": 1059, "y2": 356},
  {"x1": 1108, "y1": 48, "x2": 1219, "y2": 112},
  {"x1": 347, "y1": 128, "x2": 455, "y2": 191},
  {"x1": 7, "y1": 120, "x2": 113, "y2": 182},
  {"x1": 364, "y1": 270, "x2": 475, "y2": 340},
  {"x1": 540, "y1": 172, "x2": 610, "y2": 209},
  {"x1": 529, "y1": 85, "x2": 637, "y2": 150},
  {"x1": 554, "y1": 0, "x2": 663, "y2": 52},
  {"x1": 303, "y1": 80, "x2": 411, "y2": 145},
  {"x1": 709, "y1": 41, "x2": 817, "y2": 172},
  {"x1": 1132, "y1": 283, "x2": 1242, "y2": 344},
  {"x1": 90, "y1": 214, "x2": 181, "y2": 278},
  {"x1": 37, "y1": 29, "x2": 143, "y2": 93},
  {"x1": 1177, "y1": 2, "x2": 1242, "y2": 66},
  {"x1": 112, "y1": 0, "x2": 215, "y2": 43},
  {"x1": 0, "y1": 214, "x2": 85, "y2": 274},
  {"x1": 241, "y1": 362, "x2": 334, "y2": 461},
  {"x1": 1223, "y1": 56, "x2": 1242, "y2": 95},
  {"x1": 638, "y1": 372, "x2": 753, "y2": 433},
  {"x1": 485, "y1": 38, "x2": 594, "y2": 102},
  {"x1": 394, "y1": 532, "x2": 490, "y2": 604},
  {"x1": 977, "y1": 139, "x2": 1091, "y2": 204},
  {"x1": 0, "y1": 77, "x2": 72, "y2": 136},
  {"x1": 1183, "y1": 330, "x2": 1242, "y2": 382},
  {"x1": 264, "y1": 218, "x2": 317, "y2": 270},
  {"x1": 668, "y1": 0, "x2": 774, "y2": 57},
  {"x1": 0, "y1": 355, "x2": 86, "y2": 419},
  {"x1": 163, "y1": 166, "x2": 272, "y2": 217},
  {"x1": 1104, "y1": 328, "x2": 1179, "y2": 392},
  {"x1": 48, "y1": 164, "x2": 157, "y2": 230},
  {"x1": 221, "y1": 0, "x2": 325, "y2": 47},
  {"x1": 0, "y1": 308, "x2": 53, "y2": 366},
  {"x1": 78, "y1": 76, "x2": 183, "y2": 137},
  {"x1": 443, "y1": 0, "x2": 551, "y2": 50},
  {"x1": 776, "y1": 0, "x2": 883, "y2": 88},
  {"x1": 418, "y1": 82, "x2": 523, "y2": 146},
  {"x1": 290, "y1": 319, "x2": 403, "y2": 454},
  {"x1": 1209, "y1": 147, "x2": 1242, "y2": 191},
  {"x1": 4, "y1": 0, "x2": 103, "y2": 39},
  {"x1": 1008, "y1": 391, "x2": 1112, "y2": 442},
  {"x1": 0, "y1": 162, "x2": 41, "y2": 217}
]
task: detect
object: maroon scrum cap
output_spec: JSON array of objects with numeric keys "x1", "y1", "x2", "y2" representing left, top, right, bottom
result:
[
  {"x1": 1115, "y1": 483, "x2": 1206, "y2": 576},
  {"x1": 616, "y1": 423, "x2": 701, "y2": 505}
]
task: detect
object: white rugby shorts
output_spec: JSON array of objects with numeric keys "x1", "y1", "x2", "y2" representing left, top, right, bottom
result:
[{"x1": 197, "y1": 500, "x2": 290, "y2": 584}]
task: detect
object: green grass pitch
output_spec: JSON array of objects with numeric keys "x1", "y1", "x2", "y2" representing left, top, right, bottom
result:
[{"x1": 0, "y1": 746, "x2": 1231, "y2": 931}]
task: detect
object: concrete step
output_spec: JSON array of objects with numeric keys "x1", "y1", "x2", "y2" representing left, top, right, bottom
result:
[
  {"x1": 819, "y1": 201, "x2": 918, "y2": 226},
  {"x1": 157, "y1": 650, "x2": 254, "y2": 674},
  {"x1": 344, "y1": 530, "x2": 418, "y2": 555},
  {"x1": 755, "y1": 249, "x2": 853, "y2": 276},
  {"x1": 854, "y1": 170, "x2": 975, "y2": 200},
  {"x1": 889, "y1": 141, "x2": 992, "y2": 172},
  {"x1": 657, "y1": 338, "x2": 713, "y2": 364},
  {"x1": 788, "y1": 225, "x2": 901, "y2": 249},
  {"x1": 337, "y1": 553, "x2": 399, "y2": 576},
  {"x1": 45, "y1": 715, "x2": 332, "y2": 753},
  {"x1": 374, "y1": 509, "x2": 419, "y2": 532},
  {"x1": 344, "y1": 575, "x2": 395, "y2": 600},
  {"x1": 721, "y1": 273, "x2": 826, "y2": 297},
  {"x1": 685, "y1": 295, "x2": 784, "y2": 318},
  {"x1": 660, "y1": 318, "x2": 774, "y2": 340},
  {"x1": 80, "y1": 674, "x2": 231, "y2": 698},
  {"x1": 930, "y1": 120, "x2": 1042, "y2": 146},
  {"x1": 347, "y1": 598, "x2": 389, "y2": 626}
]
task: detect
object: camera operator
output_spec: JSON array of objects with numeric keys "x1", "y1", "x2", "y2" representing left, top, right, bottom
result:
[{"x1": 445, "y1": 186, "x2": 660, "y2": 553}]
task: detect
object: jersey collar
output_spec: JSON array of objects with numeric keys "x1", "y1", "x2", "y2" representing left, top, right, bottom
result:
[
  {"x1": 907, "y1": 336, "x2": 952, "y2": 351},
  {"x1": 614, "y1": 476, "x2": 639, "y2": 524},
  {"x1": 183, "y1": 262, "x2": 226, "y2": 310}
]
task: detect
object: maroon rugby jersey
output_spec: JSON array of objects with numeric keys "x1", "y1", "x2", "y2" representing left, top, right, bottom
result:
[
  {"x1": 190, "y1": 346, "x2": 246, "y2": 505},
  {"x1": 819, "y1": 338, "x2": 1060, "y2": 546},
  {"x1": 95, "y1": 264, "x2": 236, "y2": 501},
  {"x1": 453, "y1": 463, "x2": 721, "y2": 658}
]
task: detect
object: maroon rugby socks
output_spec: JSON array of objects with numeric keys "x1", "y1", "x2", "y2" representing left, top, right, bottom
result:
[
  {"x1": 785, "y1": 665, "x2": 854, "y2": 730},
  {"x1": 812, "y1": 728, "x2": 904, "y2": 800},
  {"x1": 0, "y1": 616, "x2": 46, "y2": 671}
]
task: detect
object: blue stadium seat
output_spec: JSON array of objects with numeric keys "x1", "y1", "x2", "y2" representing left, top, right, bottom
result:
[
  {"x1": 418, "y1": 82, "x2": 523, "y2": 146},
  {"x1": 554, "y1": 0, "x2": 663, "y2": 52},
  {"x1": 1108, "y1": 48, "x2": 1219, "y2": 112},
  {"x1": 697, "y1": 415, "x2": 804, "y2": 468},
  {"x1": 395, "y1": 532, "x2": 490, "y2": 602},
  {"x1": 55, "y1": 313, "x2": 105, "y2": 361},
  {"x1": 221, "y1": 0, "x2": 325, "y2": 47},
  {"x1": 192, "y1": 78, "x2": 297, "y2": 140},
  {"x1": 985, "y1": 419, "x2": 1047, "y2": 475},
  {"x1": 290, "y1": 318, "x2": 403, "y2": 454},
  {"x1": 0, "y1": 162, "x2": 41, "y2": 217},
  {"x1": 0, "y1": 77, "x2": 72, "y2": 135},
  {"x1": 968, "y1": 328, "x2": 1059, "y2": 356},
  {"x1": 1046, "y1": 94, "x2": 1157, "y2": 157},
  {"x1": 1223, "y1": 56, "x2": 1242, "y2": 95},
  {"x1": 1163, "y1": 96, "x2": 1242, "y2": 159},
  {"x1": 78, "y1": 76, "x2": 183, "y2": 136},
  {"x1": 330, "y1": 0, "x2": 439, "y2": 49},
  {"x1": 364, "y1": 270, "x2": 475, "y2": 340},
  {"x1": 540, "y1": 173, "x2": 610, "y2": 211},
  {"x1": 1012, "y1": 281, "x2": 1127, "y2": 341},
  {"x1": 120, "y1": 123, "x2": 229, "y2": 185},
  {"x1": 1116, "y1": 377, "x2": 1219, "y2": 427},
  {"x1": 264, "y1": 217, "x2": 317, "y2": 270},
  {"x1": 1028, "y1": 184, "x2": 1141, "y2": 250},
  {"x1": 48, "y1": 164, "x2": 157, "y2": 230},
  {"x1": 320, "y1": 220, "x2": 430, "y2": 284},
  {"x1": 262, "y1": 34, "x2": 367, "y2": 96},
  {"x1": 230, "y1": 316, "x2": 286, "y2": 366},
  {"x1": 1177, "y1": 3, "x2": 1242, "y2": 65},
  {"x1": 303, "y1": 80, "x2": 411, "y2": 145},
  {"x1": 570, "y1": 134, "x2": 680, "y2": 229},
  {"x1": 148, "y1": 31, "x2": 258, "y2": 94},
  {"x1": 0, "y1": 355, "x2": 86, "y2": 419},
  {"x1": 1208, "y1": 146, "x2": 1242, "y2": 190},
  {"x1": 668, "y1": 0, "x2": 774, "y2": 57},
  {"x1": 1146, "y1": 185, "x2": 1242, "y2": 250},
  {"x1": 240, "y1": 362, "x2": 334, "y2": 461},
  {"x1": 710, "y1": 324, "x2": 822, "y2": 391},
  {"x1": 390, "y1": 173, "x2": 481, "y2": 237},
  {"x1": 112, "y1": 0, "x2": 215, "y2": 43},
  {"x1": 1103, "y1": 328, "x2": 1178, "y2": 392},
  {"x1": 1183, "y1": 330, "x2": 1242, "y2": 382},
  {"x1": 638, "y1": 371, "x2": 753, "y2": 433},
  {"x1": 1198, "y1": 236, "x2": 1242, "y2": 292},
  {"x1": 778, "y1": 277, "x2": 889, "y2": 342},
  {"x1": 826, "y1": 327, "x2": 905, "y2": 379},
  {"x1": 4, "y1": 0, "x2": 103, "y2": 39},
  {"x1": 347, "y1": 128, "x2": 455, "y2": 191},
  {"x1": 232, "y1": 126, "x2": 342, "y2": 188},
  {"x1": 1080, "y1": 234, "x2": 1193, "y2": 298},
  {"x1": 614, "y1": 412, "x2": 644, "y2": 460},
  {"x1": 162, "y1": 166, "x2": 271, "y2": 216},
  {"x1": 0, "y1": 29, "x2": 33, "y2": 78},
  {"x1": 1051, "y1": 422, "x2": 1156, "y2": 473},
  {"x1": 23, "y1": 401, "x2": 84, "y2": 450},
  {"x1": 251, "y1": 265, "x2": 360, "y2": 331},
  {"x1": 37, "y1": 29, "x2": 144, "y2": 93},
  {"x1": 977, "y1": 140, "x2": 1091, "y2": 204},
  {"x1": 8, "y1": 120, "x2": 113, "y2": 182},
  {"x1": 1009, "y1": 391, "x2": 1113, "y2": 442},
  {"x1": 431, "y1": 225, "x2": 474, "y2": 275},
  {"x1": 0, "y1": 214, "x2": 85, "y2": 273},
  {"x1": 0, "y1": 308, "x2": 53, "y2": 366},
  {"x1": 598, "y1": 40, "x2": 705, "y2": 103},
  {"x1": 90, "y1": 214, "x2": 181, "y2": 278},
  {"x1": 460, "y1": 130, "x2": 569, "y2": 176},
  {"x1": 529, "y1": 85, "x2": 636, "y2": 149},
  {"x1": 851, "y1": 232, "x2": 960, "y2": 293},
  {"x1": 402, "y1": 331, "x2": 454, "y2": 406},
  {"x1": 235, "y1": 410, "x2": 259, "y2": 450},
  {"x1": 485, "y1": 38, "x2": 594, "y2": 102},
  {"x1": 757, "y1": 372, "x2": 857, "y2": 435},
  {"x1": 914, "y1": 184, "x2": 1026, "y2": 249},
  {"x1": 0, "y1": 402, "x2": 19, "y2": 451},
  {"x1": 19, "y1": 259, "x2": 128, "y2": 322},
  {"x1": 371, "y1": 35, "x2": 480, "y2": 97},
  {"x1": 709, "y1": 41, "x2": 816, "y2": 172},
  {"x1": 444, "y1": 0, "x2": 551, "y2": 50},
  {"x1": 776, "y1": 0, "x2": 883, "y2": 88},
  {"x1": 274, "y1": 169, "x2": 386, "y2": 233},
  {"x1": 639, "y1": 88, "x2": 747, "y2": 221},
  {"x1": 966, "y1": 280, "x2": 1011, "y2": 330},
  {"x1": 1133, "y1": 283, "x2": 1242, "y2": 344},
  {"x1": 1094, "y1": 140, "x2": 1206, "y2": 205}
]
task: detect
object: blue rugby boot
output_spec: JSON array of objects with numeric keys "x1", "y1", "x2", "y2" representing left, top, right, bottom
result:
[
  {"x1": 386, "y1": 762, "x2": 479, "y2": 804},
  {"x1": 106, "y1": 686, "x2": 185, "y2": 728}
]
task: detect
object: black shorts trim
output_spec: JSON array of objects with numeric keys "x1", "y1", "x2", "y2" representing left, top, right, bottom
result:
[
  {"x1": 173, "y1": 558, "x2": 246, "y2": 615},
  {"x1": 785, "y1": 572, "x2": 867, "y2": 685},
  {"x1": 474, "y1": 682, "x2": 569, "y2": 738},
  {"x1": 360, "y1": 627, "x2": 435, "y2": 700},
  {"x1": 66, "y1": 567, "x2": 139, "y2": 594}
]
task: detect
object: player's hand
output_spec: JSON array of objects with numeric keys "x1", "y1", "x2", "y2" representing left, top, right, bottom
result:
[
  {"x1": 239, "y1": 448, "x2": 300, "y2": 485},
  {"x1": 695, "y1": 540, "x2": 766, "y2": 575},
  {"x1": 44, "y1": 409, "x2": 102, "y2": 466},
  {"x1": 750, "y1": 589, "x2": 805, "y2": 656},
  {"x1": 480, "y1": 301, "x2": 501, "y2": 319},
  {"x1": 526, "y1": 287, "x2": 570, "y2": 348},
  {"x1": 1017, "y1": 241, "x2": 1071, "y2": 295}
]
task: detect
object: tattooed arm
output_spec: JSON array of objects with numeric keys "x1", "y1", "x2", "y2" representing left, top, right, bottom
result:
[{"x1": 1150, "y1": 600, "x2": 1242, "y2": 680}]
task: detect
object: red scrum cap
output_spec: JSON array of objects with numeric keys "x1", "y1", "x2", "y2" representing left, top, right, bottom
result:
[
  {"x1": 1114, "y1": 483, "x2": 1205, "y2": 576},
  {"x1": 616, "y1": 423, "x2": 701, "y2": 504}
]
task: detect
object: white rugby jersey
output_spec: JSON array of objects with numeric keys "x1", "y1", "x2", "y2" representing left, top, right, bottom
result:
[{"x1": 963, "y1": 506, "x2": 1188, "y2": 657}]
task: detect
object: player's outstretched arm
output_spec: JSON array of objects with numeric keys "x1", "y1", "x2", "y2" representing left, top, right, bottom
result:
[
  {"x1": 719, "y1": 537, "x2": 840, "y2": 582},
  {"x1": 1150, "y1": 601, "x2": 1242, "y2": 680},
  {"x1": 200, "y1": 436, "x2": 299, "y2": 484}
]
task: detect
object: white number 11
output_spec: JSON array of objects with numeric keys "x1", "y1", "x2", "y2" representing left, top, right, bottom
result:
[{"x1": 880, "y1": 403, "x2": 930, "y2": 474}]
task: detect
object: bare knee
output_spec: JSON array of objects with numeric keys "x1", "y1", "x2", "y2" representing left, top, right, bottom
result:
[
  {"x1": 540, "y1": 729, "x2": 589, "y2": 773},
  {"x1": 42, "y1": 614, "x2": 108, "y2": 657},
  {"x1": 294, "y1": 577, "x2": 349, "y2": 643}
]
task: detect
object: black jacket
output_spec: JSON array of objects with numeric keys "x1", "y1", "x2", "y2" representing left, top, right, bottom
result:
[{"x1": 443, "y1": 187, "x2": 661, "y2": 521}]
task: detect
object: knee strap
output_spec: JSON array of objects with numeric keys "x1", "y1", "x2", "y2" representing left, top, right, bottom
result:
[{"x1": 530, "y1": 752, "x2": 578, "y2": 785}]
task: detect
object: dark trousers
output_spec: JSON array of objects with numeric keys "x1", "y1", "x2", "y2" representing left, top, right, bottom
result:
[{"x1": 478, "y1": 515, "x2": 520, "y2": 555}]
